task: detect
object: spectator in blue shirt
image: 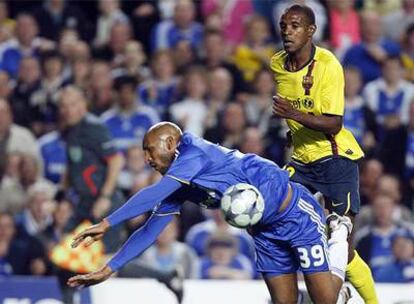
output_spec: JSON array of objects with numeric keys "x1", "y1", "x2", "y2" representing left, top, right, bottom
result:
[
  {"x1": 342, "y1": 10, "x2": 400, "y2": 84},
  {"x1": 0, "y1": 13, "x2": 54, "y2": 78},
  {"x1": 199, "y1": 230, "x2": 254, "y2": 280},
  {"x1": 101, "y1": 75, "x2": 159, "y2": 152},
  {"x1": 375, "y1": 234, "x2": 414, "y2": 283},
  {"x1": 151, "y1": 0, "x2": 203, "y2": 52},
  {"x1": 38, "y1": 131, "x2": 66, "y2": 184}
]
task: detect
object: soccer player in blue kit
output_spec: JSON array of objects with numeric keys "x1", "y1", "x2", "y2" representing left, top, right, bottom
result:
[{"x1": 68, "y1": 122, "x2": 352, "y2": 303}]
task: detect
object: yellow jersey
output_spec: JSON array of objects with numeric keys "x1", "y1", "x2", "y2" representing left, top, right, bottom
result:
[{"x1": 270, "y1": 46, "x2": 364, "y2": 164}]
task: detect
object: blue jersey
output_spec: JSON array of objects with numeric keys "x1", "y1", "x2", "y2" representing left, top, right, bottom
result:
[
  {"x1": 106, "y1": 132, "x2": 328, "y2": 277},
  {"x1": 165, "y1": 132, "x2": 292, "y2": 226},
  {"x1": 101, "y1": 106, "x2": 159, "y2": 152},
  {"x1": 38, "y1": 131, "x2": 66, "y2": 184}
]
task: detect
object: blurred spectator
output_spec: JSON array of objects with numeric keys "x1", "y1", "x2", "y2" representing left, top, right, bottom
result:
[
  {"x1": 0, "y1": 1, "x2": 15, "y2": 43},
  {"x1": 359, "y1": 158, "x2": 384, "y2": 206},
  {"x1": 138, "y1": 50, "x2": 179, "y2": 119},
  {"x1": 363, "y1": 56, "x2": 414, "y2": 140},
  {"x1": 199, "y1": 230, "x2": 254, "y2": 280},
  {"x1": 39, "y1": 195, "x2": 73, "y2": 252},
  {"x1": 170, "y1": 66, "x2": 208, "y2": 136},
  {"x1": 327, "y1": 0, "x2": 360, "y2": 58},
  {"x1": 173, "y1": 40, "x2": 197, "y2": 76},
  {"x1": 354, "y1": 195, "x2": 414, "y2": 277},
  {"x1": 239, "y1": 127, "x2": 266, "y2": 157},
  {"x1": 94, "y1": 0, "x2": 129, "y2": 48},
  {"x1": 204, "y1": 102, "x2": 247, "y2": 149},
  {"x1": 151, "y1": 0, "x2": 203, "y2": 51},
  {"x1": 30, "y1": 51, "x2": 66, "y2": 136},
  {"x1": 343, "y1": 66, "x2": 376, "y2": 151},
  {"x1": 382, "y1": 0, "x2": 414, "y2": 43},
  {"x1": 200, "y1": 30, "x2": 245, "y2": 95},
  {"x1": 361, "y1": 0, "x2": 401, "y2": 16},
  {"x1": 117, "y1": 145, "x2": 152, "y2": 197},
  {"x1": 0, "y1": 70, "x2": 11, "y2": 99},
  {"x1": 205, "y1": 67, "x2": 233, "y2": 129},
  {"x1": 0, "y1": 153, "x2": 55, "y2": 215},
  {"x1": 101, "y1": 75, "x2": 159, "y2": 152},
  {"x1": 401, "y1": 23, "x2": 414, "y2": 82},
  {"x1": 0, "y1": 13, "x2": 54, "y2": 78},
  {"x1": 343, "y1": 10, "x2": 400, "y2": 84},
  {"x1": 33, "y1": 0, "x2": 91, "y2": 42},
  {"x1": 242, "y1": 69, "x2": 274, "y2": 134},
  {"x1": 65, "y1": 57, "x2": 91, "y2": 91},
  {"x1": 185, "y1": 209, "x2": 255, "y2": 262},
  {"x1": 274, "y1": 0, "x2": 327, "y2": 43},
  {"x1": 139, "y1": 217, "x2": 199, "y2": 279},
  {"x1": 38, "y1": 131, "x2": 66, "y2": 184},
  {"x1": 93, "y1": 22, "x2": 132, "y2": 67},
  {"x1": 112, "y1": 40, "x2": 150, "y2": 83},
  {"x1": 356, "y1": 174, "x2": 413, "y2": 230},
  {"x1": 0, "y1": 99, "x2": 41, "y2": 179},
  {"x1": 232, "y1": 15, "x2": 274, "y2": 83},
  {"x1": 201, "y1": 0, "x2": 253, "y2": 47},
  {"x1": 375, "y1": 234, "x2": 414, "y2": 282},
  {"x1": 59, "y1": 86, "x2": 124, "y2": 253},
  {"x1": 0, "y1": 212, "x2": 48, "y2": 276},
  {"x1": 10, "y1": 56, "x2": 42, "y2": 128},
  {"x1": 15, "y1": 182, "x2": 56, "y2": 237},
  {"x1": 88, "y1": 60, "x2": 114, "y2": 115}
]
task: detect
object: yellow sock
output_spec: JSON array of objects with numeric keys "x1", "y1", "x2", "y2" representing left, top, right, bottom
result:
[{"x1": 346, "y1": 250, "x2": 379, "y2": 304}]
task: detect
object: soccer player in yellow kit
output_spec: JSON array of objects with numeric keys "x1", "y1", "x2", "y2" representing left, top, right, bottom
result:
[{"x1": 271, "y1": 5, "x2": 378, "y2": 303}]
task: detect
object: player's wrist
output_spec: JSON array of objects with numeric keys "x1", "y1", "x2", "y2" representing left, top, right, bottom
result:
[{"x1": 101, "y1": 218, "x2": 111, "y2": 231}]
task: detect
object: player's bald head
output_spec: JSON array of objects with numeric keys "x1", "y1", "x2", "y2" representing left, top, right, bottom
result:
[{"x1": 146, "y1": 122, "x2": 182, "y2": 140}]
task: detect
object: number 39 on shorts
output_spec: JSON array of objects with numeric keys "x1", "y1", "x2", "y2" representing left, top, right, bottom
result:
[{"x1": 297, "y1": 244, "x2": 326, "y2": 268}]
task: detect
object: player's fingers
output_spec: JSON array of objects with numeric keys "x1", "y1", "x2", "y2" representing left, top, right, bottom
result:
[
  {"x1": 84, "y1": 236, "x2": 97, "y2": 247},
  {"x1": 71, "y1": 235, "x2": 87, "y2": 248},
  {"x1": 67, "y1": 275, "x2": 85, "y2": 287}
]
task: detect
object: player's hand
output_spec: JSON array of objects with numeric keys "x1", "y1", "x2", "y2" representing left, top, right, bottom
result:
[
  {"x1": 71, "y1": 219, "x2": 110, "y2": 248},
  {"x1": 67, "y1": 265, "x2": 114, "y2": 288},
  {"x1": 272, "y1": 95, "x2": 297, "y2": 119}
]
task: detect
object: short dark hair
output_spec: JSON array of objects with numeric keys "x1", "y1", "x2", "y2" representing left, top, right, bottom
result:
[
  {"x1": 114, "y1": 75, "x2": 137, "y2": 91},
  {"x1": 285, "y1": 4, "x2": 316, "y2": 26}
]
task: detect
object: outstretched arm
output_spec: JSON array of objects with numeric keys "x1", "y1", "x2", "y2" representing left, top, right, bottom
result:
[
  {"x1": 69, "y1": 176, "x2": 181, "y2": 249},
  {"x1": 68, "y1": 201, "x2": 181, "y2": 287}
]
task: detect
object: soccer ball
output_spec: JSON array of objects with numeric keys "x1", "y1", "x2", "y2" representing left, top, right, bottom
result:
[{"x1": 220, "y1": 183, "x2": 265, "y2": 228}]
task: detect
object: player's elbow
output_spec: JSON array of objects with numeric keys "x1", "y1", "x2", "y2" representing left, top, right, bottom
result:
[
  {"x1": 327, "y1": 116, "x2": 342, "y2": 135},
  {"x1": 330, "y1": 124, "x2": 342, "y2": 135}
]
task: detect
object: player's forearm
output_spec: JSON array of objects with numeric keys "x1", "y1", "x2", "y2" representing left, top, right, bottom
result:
[
  {"x1": 105, "y1": 177, "x2": 181, "y2": 227},
  {"x1": 101, "y1": 153, "x2": 124, "y2": 197},
  {"x1": 107, "y1": 214, "x2": 174, "y2": 271},
  {"x1": 291, "y1": 111, "x2": 342, "y2": 135}
]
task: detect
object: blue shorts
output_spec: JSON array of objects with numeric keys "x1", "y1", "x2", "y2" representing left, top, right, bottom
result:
[
  {"x1": 285, "y1": 156, "x2": 360, "y2": 215},
  {"x1": 251, "y1": 185, "x2": 330, "y2": 277}
]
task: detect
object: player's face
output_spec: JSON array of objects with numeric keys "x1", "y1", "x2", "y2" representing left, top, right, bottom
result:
[
  {"x1": 143, "y1": 133, "x2": 176, "y2": 175},
  {"x1": 279, "y1": 11, "x2": 314, "y2": 54}
]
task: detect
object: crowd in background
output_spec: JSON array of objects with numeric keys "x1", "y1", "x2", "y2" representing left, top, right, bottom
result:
[{"x1": 0, "y1": 0, "x2": 413, "y2": 296}]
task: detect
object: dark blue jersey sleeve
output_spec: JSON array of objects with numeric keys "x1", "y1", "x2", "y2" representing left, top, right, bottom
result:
[
  {"x1": 107, "y1": 200, "x2": 181, "y2": 271},
  {"x1": 105, "y1": 176, "x2": 182, "y2": 226}
]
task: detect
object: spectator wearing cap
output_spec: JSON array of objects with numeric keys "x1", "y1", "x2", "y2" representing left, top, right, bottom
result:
[{"x1": 101, "y1": 75, "x2": 159, "y2": 152}]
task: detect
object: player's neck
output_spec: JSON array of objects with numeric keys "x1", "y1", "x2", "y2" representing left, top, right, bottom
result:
[{"x1": 286, "y1": 43, "x2": 315, "y2": 72}]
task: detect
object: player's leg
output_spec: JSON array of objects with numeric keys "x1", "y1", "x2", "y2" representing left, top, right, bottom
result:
[
  {"x1": 294, "y1": 192, "x2": 351, "y2": 303},
  {"x1": 322, "y1": 158, "x2": 378, "y2": 303},
  {"x1": 264, "y1": 273, "x2": 299, "y2": 304}
]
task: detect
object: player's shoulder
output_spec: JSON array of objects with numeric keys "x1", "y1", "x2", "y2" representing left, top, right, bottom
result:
[
  {"x1": 270, "y1": 49, "x2": 287, "y2": 71},
  {"x1": 315, "y1": 46, "x2": 342, "y2": 68}
]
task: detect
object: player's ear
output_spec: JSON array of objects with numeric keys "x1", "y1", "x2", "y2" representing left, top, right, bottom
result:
[
  {"x1": 308, "y1": 24, "x2": 316, "y2": 37},
  {"x1": 166, "y1": 136, "x2": 175, "y2": 151}
]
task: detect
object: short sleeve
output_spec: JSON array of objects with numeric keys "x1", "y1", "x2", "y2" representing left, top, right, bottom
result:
[
  {"x1": 166, "y1": 146, "x2": 207, "y2": 184},
  {"x1": 320, "y1": 59, "x2": 345, "y2": 116},
  {"x1": 90, "y1": 124, "x2": 117, "y2": 160}
]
